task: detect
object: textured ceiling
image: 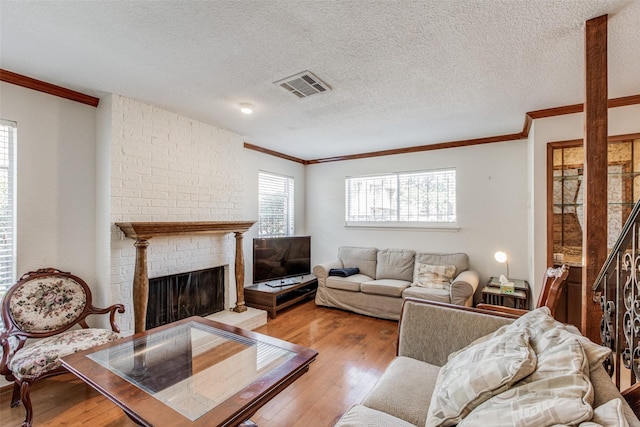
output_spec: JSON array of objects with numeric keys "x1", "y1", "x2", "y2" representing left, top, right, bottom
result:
[{"x1": 1, "y1": 0, "x2": 639, "y2": 160}]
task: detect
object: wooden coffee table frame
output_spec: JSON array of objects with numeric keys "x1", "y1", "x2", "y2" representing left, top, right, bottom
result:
[{"x1": 61, "y1": 316, "x2": 317, "y2": 427}]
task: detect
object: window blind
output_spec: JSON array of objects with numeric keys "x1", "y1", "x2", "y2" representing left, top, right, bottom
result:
[
  {"x1": 0, "y1": 119, "x2": 16, "y2": 299},
  {"x1": 346, "y1": 169, "x2": 456, "y2": 225},
  {"x1": 258, "y1": 171, "x2": 294, "y2": 237}
]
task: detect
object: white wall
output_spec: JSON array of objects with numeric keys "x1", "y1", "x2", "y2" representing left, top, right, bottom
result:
[
  {"x1": 529, "y1": 104, "x2": 640, "y2": 300},
  {"x1": 306, "y1": 139, "x2": 529, "y2": 301},
  {"x1": 0, "y1": 82, "x2": 99, "y2": 297}
]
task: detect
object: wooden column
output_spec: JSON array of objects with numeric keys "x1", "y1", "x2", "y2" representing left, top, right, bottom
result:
[
  {"x1": 133, "y1": 239, "x2": 149, "y2": 334},
  {"x1": 582, "y1": 15, "x2": 608, "y2": 342},
  {"x1": 233, "y1": 231, "x2": 247, "y2": 313}
]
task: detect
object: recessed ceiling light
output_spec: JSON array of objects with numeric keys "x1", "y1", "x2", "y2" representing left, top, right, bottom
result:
[{"x1": 240, "y1": 103, "x2": 253, "y2": 114}]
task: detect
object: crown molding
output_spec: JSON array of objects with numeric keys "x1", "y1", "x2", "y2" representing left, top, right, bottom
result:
[
  {"x1": 246, "y1": 93, "x2": 640, "y2": 164},
  {"x1": 0, "y1": 69, "x2": 100, "y2": 107},
  {"x1": 3, "y1": 69, "x2": 638, "y2": 163}
]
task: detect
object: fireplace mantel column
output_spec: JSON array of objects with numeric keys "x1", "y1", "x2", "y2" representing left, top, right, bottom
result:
[
  {"x1": 233, "y1": 231, "x2": 247, "y2": 313},
  {"x1": 115, "y1": 221, "x2": 256, "y2": 333},
  {"x1": 133, "y1": 239, "x2": 149, "y2": 334}
]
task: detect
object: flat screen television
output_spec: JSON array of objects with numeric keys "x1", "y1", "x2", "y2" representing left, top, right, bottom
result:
[{"x1": 253, "y1": 236, "x2": 311, "y2": 285}]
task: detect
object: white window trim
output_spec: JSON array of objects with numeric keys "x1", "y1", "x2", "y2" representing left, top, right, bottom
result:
[
  {"x1": 0, "y1": 119, "x2": 17, "y2": 312},
  {"x1": 345, "y1": 168, "x2": 457, "y2": 229},
  {"x1": 344, "y1": 222, "x2": 460, "y2": 231},
  {"x1": 258, "y1": 171, "x2": 295, "y2": 237}
]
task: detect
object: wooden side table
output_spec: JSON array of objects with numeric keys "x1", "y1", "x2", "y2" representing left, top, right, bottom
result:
[{"x1": 482, "y1": 277, "x2": 530, "y2": 310}]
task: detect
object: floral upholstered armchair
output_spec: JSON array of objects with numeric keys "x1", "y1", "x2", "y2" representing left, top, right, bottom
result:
[{"x1": 0, "y1": 268, "x2": 125, "y2": 427}]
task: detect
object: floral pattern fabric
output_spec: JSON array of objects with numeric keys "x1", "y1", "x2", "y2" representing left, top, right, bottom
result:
[
  {"x1": 8, "y1": 328, "x2": 118, "y2": 380},
  {"x1": 9, "y1": 276, "x2": 87, "y2": 333}
]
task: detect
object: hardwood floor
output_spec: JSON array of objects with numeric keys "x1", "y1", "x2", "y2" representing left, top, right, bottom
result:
[{"x1": 0, "y1": 300, "x2": 399, "y2": 426}]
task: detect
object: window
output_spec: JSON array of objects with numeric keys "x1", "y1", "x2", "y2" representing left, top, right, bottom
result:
[
  {"x1": 0, "y1": 119, "x2": 16, "y2": 300},
  {"x1": 345, "y1": 169, "x2": 456, "y2": 226},
  {"x1": 258, "y1": 171, "x2": 294, "y2": 236}
]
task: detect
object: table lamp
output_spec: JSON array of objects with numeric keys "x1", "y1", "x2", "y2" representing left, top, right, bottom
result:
[{"x1": 494, "y1": 251, "x2": 509, "y2": 279}]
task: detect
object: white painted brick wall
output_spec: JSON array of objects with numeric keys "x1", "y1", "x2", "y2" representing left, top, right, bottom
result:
[{"x1": 109, "y1": 95, "x2": 244, "y2": 336}]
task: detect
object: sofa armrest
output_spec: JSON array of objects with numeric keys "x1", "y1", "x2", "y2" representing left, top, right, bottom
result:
[
  {"x1": 450, "y1": 269, "x2": 479, "y2": 306},
  {"x1": 312, "y1": 260, "x2": 343, "y2": 286},
  {"x1": 397, "y1": 298, "x2": 518, "y2": 367}
]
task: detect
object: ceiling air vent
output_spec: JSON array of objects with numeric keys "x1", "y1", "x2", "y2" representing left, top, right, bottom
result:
[{"x1": 274, "y1": 71, "x2": 331, "y2": 98}]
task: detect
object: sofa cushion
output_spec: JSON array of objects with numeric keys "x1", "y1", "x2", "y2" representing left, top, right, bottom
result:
[
  {"x1": 363, "y1": 356, "x2": 440, "y2": 426},
  {"x1": 326, "y1": 274, "x2": 372, "y2": 292},
  {"x1": 334, "y1": 404, "x2": 415, "y2": 427},
  {"x1": 361, "y1": 279, "x2": 411, "y2": 297},
  {"x1": 402, "y1": 286, "x2": 450, "y2": 304},
  {"x1": 338, "y1": 246, "x2": 378, "y2": 279},
  {"x1": 457, "y1": 337, "x2": 593, "y2": 427},
  {"x1": 9, "y1": 328, "x2": 119, "y2": 380},
  {"x1": 376, "y1": 249, "x2": 415, "y2": 281},
  {"x1": 426, "y1": 328, "x2": 536, "y2": 427},
  {"x1": 415, "y1": 253, "x2": 469, "y2": 275},
  {"x1": 412, "y1": 263, "x2": 456, "y2": 289}
]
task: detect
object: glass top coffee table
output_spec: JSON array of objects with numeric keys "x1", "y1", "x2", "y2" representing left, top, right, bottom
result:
[{"x1": 61, "y1": 316, "x2": 317, "y2": 426}]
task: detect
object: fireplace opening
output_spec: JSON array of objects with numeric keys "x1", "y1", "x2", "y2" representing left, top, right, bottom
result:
[{"x1": 146, "y1": 266, "x2": 225, "y2": 329}]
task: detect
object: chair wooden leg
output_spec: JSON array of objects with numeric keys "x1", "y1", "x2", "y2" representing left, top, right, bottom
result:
[
  {"x1": 19, "y1": 381, "x2": 33, "y2": 427},
  {"x1": 10, "y1": 382, "x2": 20, "y2": 407}
]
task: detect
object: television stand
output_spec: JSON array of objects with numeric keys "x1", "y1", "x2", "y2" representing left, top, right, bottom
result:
[{"x1": 244, "y1": 274, "x2": 317, "y2": 319}]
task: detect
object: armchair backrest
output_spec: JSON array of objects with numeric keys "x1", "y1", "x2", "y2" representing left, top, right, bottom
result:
[
  {"x1": 2, "y1": 268, "x2": 94, "y2": 337},
  {"x1": 536, "y1": 264, "x2": 570, "y2": 317}
]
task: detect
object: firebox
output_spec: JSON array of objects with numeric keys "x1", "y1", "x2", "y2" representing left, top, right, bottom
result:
[{"x1": 146, "y1": 266, "x2": 224, "y2": 329}]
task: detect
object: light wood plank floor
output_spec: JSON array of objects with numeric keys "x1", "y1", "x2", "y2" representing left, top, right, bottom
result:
[{"x1": 0, "y1": 300, "x2": 398, "y2": 426}]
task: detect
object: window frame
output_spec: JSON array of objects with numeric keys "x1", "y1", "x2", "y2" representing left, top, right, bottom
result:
[
  {"x1": 0, "y1": 119, "x2": 17, "y2": 302},
  {"x1": 344, "y1": 168, "x2": 458, "y2": 230},
  {"x1": 258, "y1": 171, "x2": 295, "y2": 237}
]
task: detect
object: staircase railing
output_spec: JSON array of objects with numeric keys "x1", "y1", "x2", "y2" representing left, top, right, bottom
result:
[{"x1": 593, "y1": 198, "x2": 640, "y2": 389}]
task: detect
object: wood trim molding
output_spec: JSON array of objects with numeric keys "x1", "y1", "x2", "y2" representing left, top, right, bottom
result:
[
  {"x1": 3, "y1": 69, "x2": 638, "y2": 164},
  {"x1": 243, "y1": 142, "x2": 308, "y2": 164},
  {"x1": 247, "y1": 93, "x2": 639, "y2": 164},
  {"x1": 0, "y1": 69, "x2": 99, "y2": 107},
  {"x1": 305, "y1": 132, "x2": 526, "y2": 164}
]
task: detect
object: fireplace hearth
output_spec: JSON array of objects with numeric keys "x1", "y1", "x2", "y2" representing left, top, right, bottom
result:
[{"x1": 146, "y1": 266, "x2": 224, "y2": 329}]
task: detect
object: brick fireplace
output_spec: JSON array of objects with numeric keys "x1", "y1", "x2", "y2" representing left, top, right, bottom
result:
[
  {"x1": 116, "y1": 221, "x2": 255, "y2": 333},
  {"x1": 106, "y1": 94, "x2": 252, "y2": 336}
]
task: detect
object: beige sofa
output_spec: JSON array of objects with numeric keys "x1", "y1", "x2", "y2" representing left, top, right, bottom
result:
[
  {"x1": 313, "y1": 246, "x2": 479, "y2": 320},
  {"x1": 335, "y1": 298, "x2": 640, "y2": 427}
]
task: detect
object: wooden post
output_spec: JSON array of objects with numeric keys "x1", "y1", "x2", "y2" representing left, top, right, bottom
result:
[
  {"x1": 582, "y1": 15, "x2": 608, "y2": 342},
  {"x1": 233, "y1": 231, "x2": 248, "y2": 313},
  {"x1": 133, "y1": 239, "x2": 150, "y2": 334}
]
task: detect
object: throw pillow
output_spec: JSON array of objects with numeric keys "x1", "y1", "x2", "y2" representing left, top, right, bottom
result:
[
  {"x1": 412, "y1": 263, "x2": 456, "y2": 290},
  {"x1": 579, "y1": 398, "x2": 630, "y2": 427},
  {"x1": 458, "y1": 337, "x2": 594, "y2": 427},
  {"x1": 509, "y1": 307, "x2": 611, "y2": 372},
  {"x1": 463, "y1": 307, "x2": 611, "y2": 373},
  {"x1": 425, "y1": 329, "x2": 536, "y2": 427}
]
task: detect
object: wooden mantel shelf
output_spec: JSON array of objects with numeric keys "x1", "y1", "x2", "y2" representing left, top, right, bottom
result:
[
  {"x1": 115, "y1": 220, "x2": 256, "y2": 333},
  {"x1": 116, "y1": 221, "x2": 256, "y2": 240}
]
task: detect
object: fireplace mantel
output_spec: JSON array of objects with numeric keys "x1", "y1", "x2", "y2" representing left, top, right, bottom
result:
[
  {"x1": 116, "y1": 221, "x2": 255, "y2": 240},
  {"x1": 116, "y1": 220, "x2": 256, "y2": 333}
]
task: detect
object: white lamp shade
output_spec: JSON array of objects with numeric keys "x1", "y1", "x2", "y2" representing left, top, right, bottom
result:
[{"x1": 494, "y1": 251, "x2": 508, "y2": 263}]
